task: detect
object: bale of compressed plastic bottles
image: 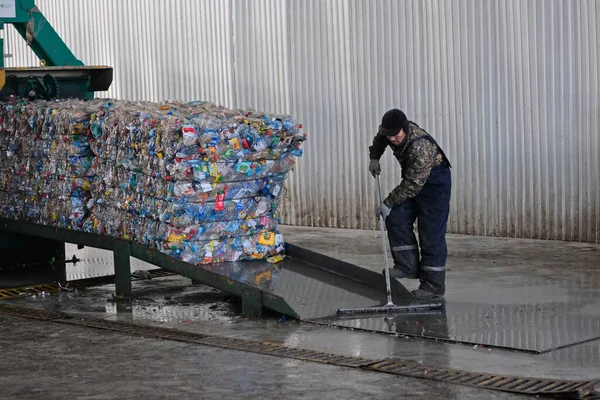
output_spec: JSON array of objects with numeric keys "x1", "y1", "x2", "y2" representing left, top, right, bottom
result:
[
  {"x1": 0, "y1": 99, "x2": 305, "y2": 264},
  {"x1": 0, "y1": 100, "x2": 96, "y2": 229}
]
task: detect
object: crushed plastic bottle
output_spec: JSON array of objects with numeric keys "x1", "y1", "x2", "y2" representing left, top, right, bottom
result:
[{"x1": 0, "y1": 98, "x2": 305, "y2": 264}]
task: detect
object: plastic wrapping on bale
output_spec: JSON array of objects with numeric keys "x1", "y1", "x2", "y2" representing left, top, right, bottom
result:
[{"x1": 0, "y1": 98, "x2": 305, "y2": 265}]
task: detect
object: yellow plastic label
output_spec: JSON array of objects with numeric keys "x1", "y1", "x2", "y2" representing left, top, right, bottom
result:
[
  {"x1": 258, "y1": 231, "x2": 275, "y2": 246},
  {"x1": 167, "y1": 233, "x2": 186, "y2": 243},
  {"x1": 267, "y1": 255, "x2": 285, "y2": 264},
  {"x1": 229, "y1": 138, "x2": 240, "y2": 150},
  {"x1": 209, "y1": 163, "x2": 219, "y2": 177}
]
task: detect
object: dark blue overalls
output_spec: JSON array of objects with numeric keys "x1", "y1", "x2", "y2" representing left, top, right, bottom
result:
[{"x1": 386, "y1": 133, "x2": 452, "y2": 295}]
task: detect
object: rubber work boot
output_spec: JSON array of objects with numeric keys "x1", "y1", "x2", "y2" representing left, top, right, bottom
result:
[
  {"x1": 382, "y1": 268, "x2": 418, "y2": 279},
  {"x1": 411, "y1": 288, "x2": 444, "y2": 300}
]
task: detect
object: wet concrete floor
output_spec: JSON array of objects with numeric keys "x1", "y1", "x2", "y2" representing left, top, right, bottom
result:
[
  {"x1": 0, "y1": 315, "x2": 529, "y2": 400},
  {"x1": 1, "y1": 225, "x2": 600, "y2": 398}
]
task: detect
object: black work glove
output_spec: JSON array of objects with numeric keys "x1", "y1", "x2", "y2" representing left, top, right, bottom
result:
[{"x1": 368, "y1": 159, "x2": 380, "y2": 178}]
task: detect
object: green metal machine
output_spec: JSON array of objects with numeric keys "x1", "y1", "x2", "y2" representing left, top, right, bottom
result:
[
  {"x1": 0, "y1": 0, "x2": 112, "y2": 100},
  {"x1": 0, "y1": 0, "x2": 112, "y2": 287}
]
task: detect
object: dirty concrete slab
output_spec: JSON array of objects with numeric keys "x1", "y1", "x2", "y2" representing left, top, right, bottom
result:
[
  {"x1": 0, "y1": 315, "x2": 530, "y2": 400},
  {"x1": 7, "y1": 273, "x2": 600, "y2": 382},
  {"x1": 2, "y1": 225, "x2": 600, "y2": 390}
]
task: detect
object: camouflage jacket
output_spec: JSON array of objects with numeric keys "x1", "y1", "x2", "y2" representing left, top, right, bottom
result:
[{"x1": 369, "y1": 122, "x2": 449, "y2": 207}]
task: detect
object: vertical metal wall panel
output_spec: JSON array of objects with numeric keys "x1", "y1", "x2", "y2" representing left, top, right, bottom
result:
[
  {"x1": 5, "y1": 0, "x2": 235, "y2": 104},
  {"x1": 277, "y1": 0, "x2": 357, "y2": 228},
  {"x1": 2, "y1": 1, "x2": 599, "y2": 242}
]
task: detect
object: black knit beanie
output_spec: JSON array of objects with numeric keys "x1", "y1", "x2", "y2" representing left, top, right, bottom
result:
[{"x1": 378, "y1": 109, "x2": 409, "y2": 136}]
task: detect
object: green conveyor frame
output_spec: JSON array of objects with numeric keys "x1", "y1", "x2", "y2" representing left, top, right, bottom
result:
[{"x1": 0, "y1": 0, "x2": 112, "y2": 100}]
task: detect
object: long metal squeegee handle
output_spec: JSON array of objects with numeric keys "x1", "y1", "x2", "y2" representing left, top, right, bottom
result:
[{"x1": 377, "y1": 175, "x2": 394, "y2": 307}]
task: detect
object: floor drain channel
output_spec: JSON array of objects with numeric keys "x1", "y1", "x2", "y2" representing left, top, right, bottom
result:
[
  {"x1": 0, "y1": 304, "x2": 65, "y2": 320},
  {"x1": 0, "y1": 304, "x2": 598, "y2": 399},
  {"x1": 0, "y1": 269, "x2": 177, "y2": 300}
]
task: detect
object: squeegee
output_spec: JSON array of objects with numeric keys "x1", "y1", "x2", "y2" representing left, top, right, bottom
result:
[{"x1": 337, "y1": 175, "x2": 443, "y2": 315}]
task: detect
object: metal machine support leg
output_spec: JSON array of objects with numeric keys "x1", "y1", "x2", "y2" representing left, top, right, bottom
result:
[
  {"x1": 241, "y1": 288, "x2": 263, "y2": 317},
  {"x1": 49, "y1": 239, "x2": 67, "y2": 283},
  {"x1": 113, "y1": 242, "x2": 132, "y2": 299}
]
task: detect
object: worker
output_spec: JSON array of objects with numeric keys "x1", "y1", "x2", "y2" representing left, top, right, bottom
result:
[{"x1": 368, "y1": 109, "x2": 452, "y2": 300}]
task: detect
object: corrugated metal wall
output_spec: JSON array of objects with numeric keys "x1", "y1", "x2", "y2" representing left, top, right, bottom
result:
[{"x1": 4, "y1": 0, "x2": 599, "y2": 242}]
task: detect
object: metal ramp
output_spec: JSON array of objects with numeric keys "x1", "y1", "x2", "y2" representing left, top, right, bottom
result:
[{"x1": 0, "y1": 218, "x2": 412, "y2": 318}]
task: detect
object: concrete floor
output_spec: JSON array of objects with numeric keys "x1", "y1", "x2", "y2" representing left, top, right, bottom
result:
[
  {"x1": 0, "y1": 315, "x2": 529, "y2": 400},
  {"x1": 1, "y1": 225, "x2": 600, "y2": 399}
]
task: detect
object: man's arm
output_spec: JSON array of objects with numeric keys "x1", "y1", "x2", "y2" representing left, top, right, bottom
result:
[
  {"x1": 368, "y1": 134, "x2": 389, "y2": 160},
  {"x1": 383, "y1": 140, "x2": 437, "y2": 207}
]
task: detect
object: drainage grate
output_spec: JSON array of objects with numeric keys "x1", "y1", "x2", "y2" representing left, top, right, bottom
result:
[
  {"x1": 0, "y1": 269, "x2": 177, "y2": 299},
  {"x1": 0, "y1": 304, "x2": 597, "y2": 399},
  {"x1": 364, "y1": 360, "x2": 598, "y2": 397},
  {"x1": 0, "y1": 304, "x2": 67, "y2": 320},
  {"x1": 0, "y1": 284, "x2": 60, "y2": 299}
]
